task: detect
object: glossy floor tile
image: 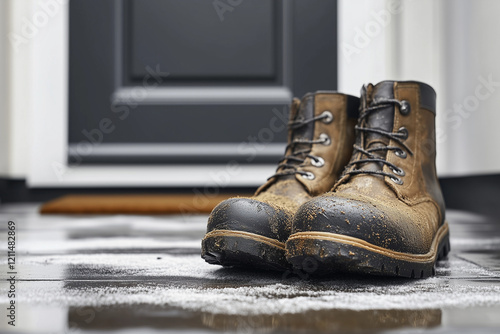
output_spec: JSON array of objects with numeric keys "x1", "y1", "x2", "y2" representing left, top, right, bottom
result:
[{"x1": 0, "y1": 204, "x2": 499, "y2": 333}]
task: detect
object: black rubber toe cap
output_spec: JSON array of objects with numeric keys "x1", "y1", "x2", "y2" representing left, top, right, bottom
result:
[
  {"x1": 207, "y1": 198, "x2": 291, "y2": 242},
  {"x1": 292, "y1": 195, "x2": 431, "y2": 254}
]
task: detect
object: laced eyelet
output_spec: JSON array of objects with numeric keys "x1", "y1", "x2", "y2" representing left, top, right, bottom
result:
[
  {"x1": 319, "y1": 133, "x2": 331, "y2": 145},
  {"x1": 311, "y1": 157, "x2": 325, "y2": 167},
  {"x1": 391, "y1": 166, "x2": 405, "y2": 176},
  {"x1": 395, "y1": 149, "x2": 407, "y2": 159},
  {"x1": 400, "y1": 100, "x2": 411, "y2": 115},
  {"x1": 301, "y1": 172, "x2": 315, "y2": 180},
  {"x1": 321, "y1": 111, "x2": 334, "y2": 123},
  {"x1": 390, "y1": 176, "x2": 403, "y2": 185},
  {"x1": 398, "y1": 127, "x2": 408, "y2": 140}
]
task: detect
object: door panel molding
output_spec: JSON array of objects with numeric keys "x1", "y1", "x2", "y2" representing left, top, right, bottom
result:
[
  {"x1": 68, "y1": 143, "x2": 286, "y2": 164},
  {"x1": 111, "y1": 87, "x2": 292, "y2": 105}
]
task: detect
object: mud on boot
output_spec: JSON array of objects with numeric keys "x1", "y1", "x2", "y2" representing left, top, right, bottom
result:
[
  {"x1": 286, "y1": 81, "x2": 450, "y2": 278},
  {"x1": 202, "y1": 92, "x2": 360, "y2": 270}
]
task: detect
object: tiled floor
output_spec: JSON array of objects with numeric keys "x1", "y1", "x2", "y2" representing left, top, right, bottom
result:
[{"x1": 1, "y1": 204, "x2": 499, "y2": 333}]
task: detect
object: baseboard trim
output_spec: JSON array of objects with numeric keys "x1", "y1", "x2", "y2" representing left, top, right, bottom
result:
[{"x1": 1, "y1": 174, "x2": 499, "y2": 218}]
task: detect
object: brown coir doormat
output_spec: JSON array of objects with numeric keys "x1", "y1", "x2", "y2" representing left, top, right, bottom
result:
[{"x1": 40, "y1": 194, "x2": 250, "y2": 214}]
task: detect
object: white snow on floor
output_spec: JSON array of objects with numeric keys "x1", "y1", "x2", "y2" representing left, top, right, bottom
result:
[
  {"x1": 2, "y1": 278, "x2": 500, "y2": 315},
  {"x1": 0, "y1": 238, "x2": 202, "y2": 254},
  {"x1": 1, "y1": 253, "x2": 499, "y2": 315}
]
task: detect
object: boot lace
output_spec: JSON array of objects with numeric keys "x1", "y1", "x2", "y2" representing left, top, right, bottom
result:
[
  {"x1": 268, "y1": 112, "x2": 331, "y2": 180},
  {"x1": 345, "y1": 98, "x2": 413, "y2": 184}
]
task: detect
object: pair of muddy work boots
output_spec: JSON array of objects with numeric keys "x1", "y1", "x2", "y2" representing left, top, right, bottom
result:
[{"x1": 202, "y1": 80, "x2": 450, "y2": 278}]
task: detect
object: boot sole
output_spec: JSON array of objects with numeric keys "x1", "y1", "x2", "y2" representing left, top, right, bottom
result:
[
  {"x1": 285, "y1": 222, "x2": 450, "y2": 278},
  {"x1": 201, "y1": 230, "x2": 288, "y2": 271}
]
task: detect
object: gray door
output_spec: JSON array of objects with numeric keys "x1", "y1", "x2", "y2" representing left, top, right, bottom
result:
[{"x1": 68, "y1": 0, "x2": 337, "y2": 165}]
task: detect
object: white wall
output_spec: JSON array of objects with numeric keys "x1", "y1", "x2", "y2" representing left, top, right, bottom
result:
[
  {"x1": 338, "y1": 0, "x2": 394, "y2": 95},
  {"x1": 0, "y1": 1, "x2": 9, "y2": 175},
  {"x1": 438, "y1": 0, "x2": 500, "y2": 175},
  {"x1": 338, "y1": 0, "x2": 500, "y2": 176},
  {"x1": 0, "y1": 0, "x2": 33, "y2": 178}
]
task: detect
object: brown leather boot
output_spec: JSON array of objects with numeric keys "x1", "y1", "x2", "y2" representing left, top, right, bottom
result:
[
  {"x1": 286, "y1": 81, "x2": 450, "y2": 278},
  {"x1": 202, "y1": 92, "x2": 359, "y2": 270}
]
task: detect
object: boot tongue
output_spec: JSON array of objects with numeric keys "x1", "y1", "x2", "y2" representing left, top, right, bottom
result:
[
  {"x1": 291, "y1": 94, "x2": 315, "y2": 151},
  {"x1": 360, "y1": 81, "x2": 395, "y2": 172},
  {"x1": 336, "y1": 82, "x2": 397, "y2": 199},
  {"x1": 272, "y1": 94, "x2": 315, "y2": 182},
  {"x1": 281, "y1": 94, "x2": 315, "y2": 170},
  {"x1": 265, "y1": 94, "x2": 315, "y2": 190}
]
